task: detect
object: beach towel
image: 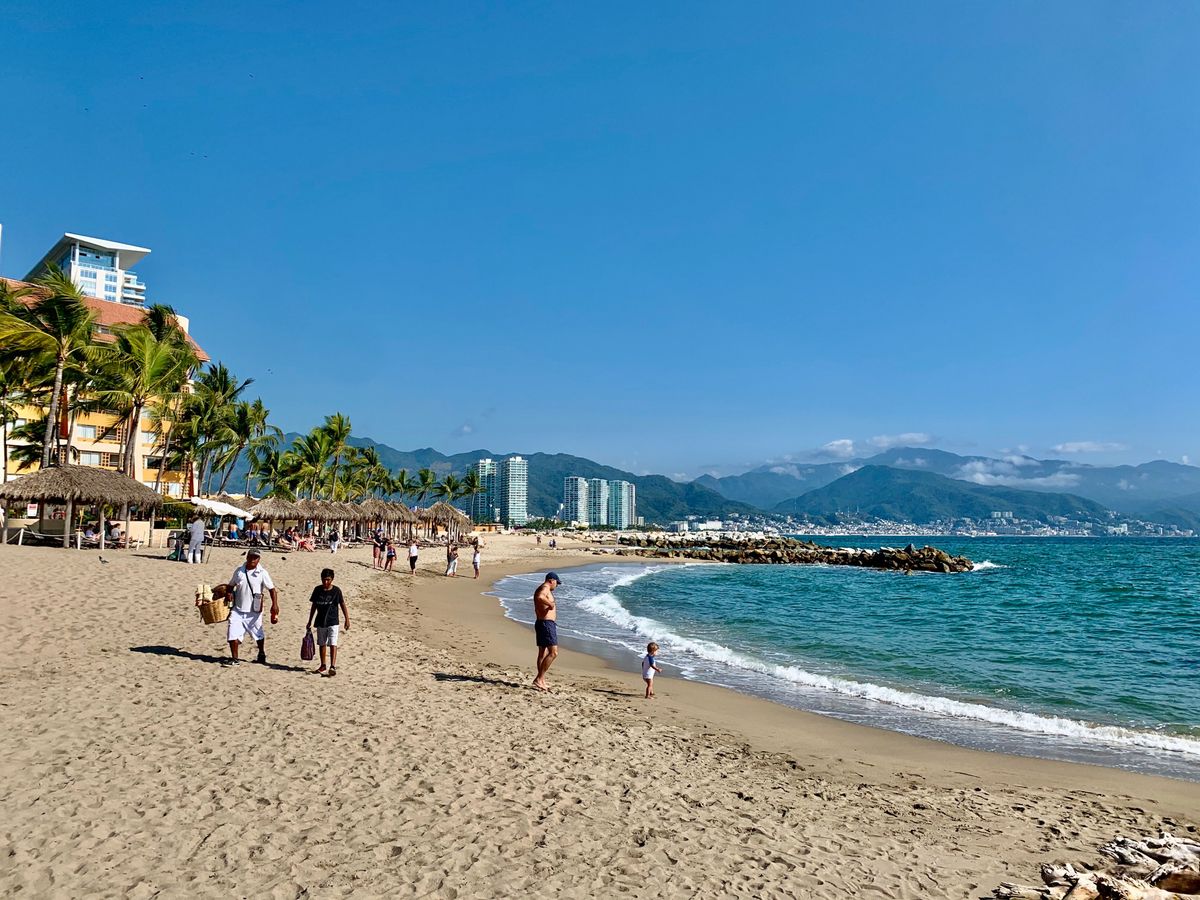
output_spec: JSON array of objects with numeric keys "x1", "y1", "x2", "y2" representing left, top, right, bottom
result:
[{"x1": 300, "y1": 629, "x2": 316, "y2": 661}]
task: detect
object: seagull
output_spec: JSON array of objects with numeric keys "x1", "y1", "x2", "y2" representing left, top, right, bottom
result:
[{"x1": 99, "y1": 556, "x2": 109, "y2": 564}]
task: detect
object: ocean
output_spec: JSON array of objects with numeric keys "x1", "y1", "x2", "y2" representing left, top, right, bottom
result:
[{"x1": 491, "y1": 537, "x2": 1200, "y2": 781}]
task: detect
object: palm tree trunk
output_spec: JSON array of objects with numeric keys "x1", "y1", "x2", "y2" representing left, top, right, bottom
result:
[
  {"x1": 154, "y1": 394, "x2": 183, "y2": 494},
  {"x1": 216, "y1": 441, "x2": 246, "y2": 494},
  {"x1": 42, "y1": 356, "x2": 66, "y2": 468},
  {"x1": 125, "y1": 403, "x2": 144, "y2": 477}
]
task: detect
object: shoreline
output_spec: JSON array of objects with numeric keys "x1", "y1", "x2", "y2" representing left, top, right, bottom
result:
[{"x1": 406, "y1": 550, "x2": 1200, "y2": 800}]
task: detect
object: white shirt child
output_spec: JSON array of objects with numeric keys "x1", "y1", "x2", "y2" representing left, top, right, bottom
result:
[{"x1": 642, "y1": 652, "x2": 659, "y2": 680}]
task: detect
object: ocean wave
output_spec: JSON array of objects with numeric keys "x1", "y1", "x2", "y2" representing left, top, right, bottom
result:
[
  {"x1": 576, "y1": 581, "x2": 1200, "y2": 759},
  {"x1": 972, "y1": 560, "x2": 1007, "y2": 571}
]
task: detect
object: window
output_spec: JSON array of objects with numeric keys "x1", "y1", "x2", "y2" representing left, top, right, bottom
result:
[
  {"x1": 93, "y1": 324, "x2": 113, "y2": 336},
  {"x1": 80, "y1": 269, "x2": 97, "y2": 279},
  {"x1": 79, "y1": 451, "x2": 102, "y2": 465},
  {"x1": 14, "y1": 418, "x2": 26, "y2": 428},
  {"x1": 76, "y1": 424, "x2": 97, "y2": 440},
  {"x1": 105, "y1": 273, "x2": 118, "y2": 283},
  {"x1": 142, "y1": 430, "x2": 157, "y2": 444}
]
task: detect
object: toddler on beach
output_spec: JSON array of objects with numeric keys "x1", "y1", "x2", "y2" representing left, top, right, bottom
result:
[{"x1": 642, "y1": 642, "x2": 662, "y2": 699}]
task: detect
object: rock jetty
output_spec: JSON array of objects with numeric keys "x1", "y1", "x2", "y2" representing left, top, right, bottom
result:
[{"x1": 616, "y1": 535, "x2": 974, "y2": 573}]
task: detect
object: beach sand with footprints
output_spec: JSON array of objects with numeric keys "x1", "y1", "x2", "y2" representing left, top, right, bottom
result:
[{"x1": 1, "y1": 533, "x2": 1196, "y2": 898}]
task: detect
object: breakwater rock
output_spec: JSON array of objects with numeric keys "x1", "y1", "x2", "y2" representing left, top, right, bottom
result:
[{"x1": 616, "y1": 535, "x2": 974, "y2": 573}]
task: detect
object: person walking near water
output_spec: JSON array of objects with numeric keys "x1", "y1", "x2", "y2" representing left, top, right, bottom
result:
[
  {"x1": 532, "y1": 572, "x2": 562, "y2": 692},
  {"x1": 225, "y1": 549, "x2": 279, "y2": 666}
]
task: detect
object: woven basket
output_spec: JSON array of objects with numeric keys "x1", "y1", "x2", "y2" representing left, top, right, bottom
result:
[{"x1": 198, "y1": 598, "x2": 231, "y2": 625}]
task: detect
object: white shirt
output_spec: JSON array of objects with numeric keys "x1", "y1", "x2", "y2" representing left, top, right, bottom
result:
[
  {"x1": 408, "y1": 544, "x2": 419, "y2": 558},
  {"x1": 472, "y1": 552, "x2": 481, "y2": 565},
  {"x1": 188, "y1": 519, "x2": 206, "y2": 543},
  {"x1": 229, "y1": 563, "x2": 275, "y2": 613},
  {"x1": 642, "y1": 654, "x2": 658, "y2": 679}
]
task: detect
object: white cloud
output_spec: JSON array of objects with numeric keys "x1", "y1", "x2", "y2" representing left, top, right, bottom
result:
[
  {"x1": 892, "y1": 456, "x2": 928, "y2": 467},
  {"x1": 868, "y1": 432, "x2": 934, "y2": 450},
  {"x1": 1051, "y1": 441, "x2": 1126, "y2": 454},
  {"x1": 450, "y1": 422, "x2": 475, "y2": 438},
  {"x1": 838, "y1": 464, "x2": 861, "y2": 476},
  {"x1": 818, "y1": 439, "x2": 857, "y2": 459},
  {"x1": 955, "y1": 459, "x2": 1081, "y2": 489},
  {"x1": 1117, "y1": 479, "x2": 1135, "y2": 491}
]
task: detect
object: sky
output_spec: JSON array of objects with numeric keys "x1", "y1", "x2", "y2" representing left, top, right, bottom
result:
[{"x1": 3, "y1": 2, "x2": 1199, "y2": 478}]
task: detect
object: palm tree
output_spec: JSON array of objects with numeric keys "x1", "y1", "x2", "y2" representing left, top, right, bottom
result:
[
  {"x1": 415, "y1": 467, "x2": 438, "y2": 508},
  {"x1": 215, "y1": 398, "x2": 280, "y2": 493},
  {"x1": 389, "y1": 469, "x2": 416, "y2": 502},
  {"x1": 0, "y1": 266, "x2": 96, "y2": 467},
  {"x1": 291, "y1": 428, "x2": 334, "y2": 498},
  {"x1": 460, "y1": 470, "x2": 483, "y2": 521},
  {"x1": 93, "y1": 323, "x2": 196, "y2": 476},
  {"x1": 433, "y1": 474, "x2": 464, "y2": 508},
  {"x1": 249, "y1": 444, "x2": 298, "y2": 500},
  {"x1": 0, "y1": 349, "x2": 47, "y2": 482},
  {"x1": 184, "y1": 362, "x2": 253, "y2": 493},
  {"x1": 321, "y1": 413, "x2": 353, "y2": 499}
]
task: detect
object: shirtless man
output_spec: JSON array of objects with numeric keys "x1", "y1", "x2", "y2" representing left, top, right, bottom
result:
[{"x1": 532, "y1": 572, "x2": 562, "y2": 692}]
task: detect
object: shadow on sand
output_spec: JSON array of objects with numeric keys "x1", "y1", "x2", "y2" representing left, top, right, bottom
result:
[
  {"x1": 131, "y1": 645, "x2": 307, "y2": 672},
  {"x1": 433, "y1": 672, "x2": 526, "y2": 690}
]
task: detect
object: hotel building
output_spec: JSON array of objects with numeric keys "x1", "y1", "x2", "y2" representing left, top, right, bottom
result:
[
  {"x1": 586, "y1": 478, "x2": 609, "y2": 527},
  {"x1": 499, "y1": 456, "x2": 528, "y2": 526},
  {"x1": 2, "y1": 231, "x2": 205, "y2": 496},
  {"x1": 25, "y1": 233, "x2": 152, "y2": 305},
  {"x1": 607, "y1": 480, "x2": 637, "y2": 529},
  {"x1": 472, "y1": 458, "x2": 499, "y2": 522},
  {"x1": 562, "y1": 476, "x2": 588, "y2": 525}
]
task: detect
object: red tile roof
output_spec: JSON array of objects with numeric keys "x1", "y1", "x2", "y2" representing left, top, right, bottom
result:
[{"x1": 1, "y1": 277, "x2": 209, "y2": 362}]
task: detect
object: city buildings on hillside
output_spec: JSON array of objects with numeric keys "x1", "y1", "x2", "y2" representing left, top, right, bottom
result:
[
  {"x1": 561, "y1": 476, "x2": 637, "y2": 528},
  {"x1": 25, "y1": 233, "x2": 152, "y2": 306},
  {"x1": 499, "y1": 456, "x2": 528, "y2": 526},
  {"x1": 2, "y1": 229, "x2": 205, "y2": 496}
]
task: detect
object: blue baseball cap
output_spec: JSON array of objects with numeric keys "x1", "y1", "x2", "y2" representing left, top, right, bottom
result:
[{"x1": 546, "y1": 572, "x2": 563, "y2": 584}]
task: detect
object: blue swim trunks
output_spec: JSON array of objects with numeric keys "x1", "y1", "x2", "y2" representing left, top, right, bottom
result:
[{"x1": 535, "y1": 619, "x2": 558, "y2": 648}]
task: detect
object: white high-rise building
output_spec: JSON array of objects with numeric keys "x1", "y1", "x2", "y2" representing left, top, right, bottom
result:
[
  {"x1": 586, "y1": 478, "x2": 609, "y2": 527},
  {"x1": 499, "y1": 456, "x2": 528, "y2": 526},
  {"x1": 473, "y1": 458, "x2": 499, "y2": 522},
  {"x1": 607, "y1": 480, "x2": 637, "y2": 530},
  {"x1": 563, "y1": 476, "x2": 589, "y2": 525},
  {"x1": 26, "y1": 233, "x2": 151, "y2": 305}
]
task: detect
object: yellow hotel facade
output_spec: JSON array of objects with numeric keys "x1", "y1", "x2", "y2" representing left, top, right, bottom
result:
[{"x1": 2, "y1": 233, "x2": 209, "y2": 498}]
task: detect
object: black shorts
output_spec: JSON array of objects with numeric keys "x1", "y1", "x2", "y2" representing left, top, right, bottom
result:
[{"x1": 534, "y1": 619, "x2": 558, "y2": 648}]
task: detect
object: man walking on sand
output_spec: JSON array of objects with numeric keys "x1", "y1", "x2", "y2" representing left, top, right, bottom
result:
[
  {"x1": 532, "y1": 572, "x2": 562, "y2": 692},
  {"x1": 225, "y1": 549, "x2": 279, "y2": 666}
]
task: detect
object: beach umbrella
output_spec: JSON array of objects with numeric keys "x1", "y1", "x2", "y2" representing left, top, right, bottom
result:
[
  {"x1": 0, "y1": 465, "x2": 162, "y2": 549},
  {"x1": 248, "y1": 497, "x2": 301, "y2": 520},
  {"x1": 190, "y1": 496, "x2": 254, "y2": 519}
]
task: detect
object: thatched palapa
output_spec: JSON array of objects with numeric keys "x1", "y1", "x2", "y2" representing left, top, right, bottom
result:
[
  {"x1": 0, "y1": 465, "x2": 162, "y2": 507},
  {"x1": 249, "y1": 497, "x2": 301, "y2": 520}
]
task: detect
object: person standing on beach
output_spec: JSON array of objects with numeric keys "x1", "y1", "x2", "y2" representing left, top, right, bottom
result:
[
  {"x1": 472, "y1": 544, "x2": 481, "y2": 579},
  {"x1": 372, "y1": 529, "x2": 384, "y2": 569},
  {"x1": 408, "y1": 539, "x2": 419, "y2": 574},
  {"x1": 306, "y1": 568, "x2": 349, "y2": 676},
  {"x1": 641, "y1": 642, "x2": 663, "y2": 699},
  {"x1": 445, "y1": 543, "x2": 459, "y2": 577},
  {"x1": 187, "y1": 514, "x2": 206, "y2": 564},
  {"x1": 532, "y1": 572, "x2": 562, "y2": 692},
  {"x1": 225, "y1": 549, "x2": 279, "y2": 666},
  {"x1": 328, "y1": 527, "x2": 339, "y2": 554}
]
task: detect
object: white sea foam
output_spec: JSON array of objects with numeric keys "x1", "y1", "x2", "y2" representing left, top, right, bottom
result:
[
  {"x1": 972, "y1": 560, "x2": 1007, "y2": 571},
  {"x1": 574, "y1": 579, "x2": 1200, "y2": 759}
]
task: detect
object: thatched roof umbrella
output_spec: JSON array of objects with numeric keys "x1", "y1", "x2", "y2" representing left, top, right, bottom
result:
[
  {"x1": 426, "y1": 500, "x2": 472, "y2": 541},
  {"x1": 0, "y1": 465, "x2": 162, "y2": 548},
  {"x1": 249, "y1": 497, "x2": 301, "y2": 520},
  {"x1": 294, "y1": 498, "x2": 324, "y2": 522}
]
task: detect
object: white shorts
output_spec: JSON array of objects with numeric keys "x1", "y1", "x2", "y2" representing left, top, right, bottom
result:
[
  {"x1": 316, "y1": 625, "x2": 339, "y2": 647},
  {"x1": 228, "y1": 608, "x2": 265, "y2": 642}
]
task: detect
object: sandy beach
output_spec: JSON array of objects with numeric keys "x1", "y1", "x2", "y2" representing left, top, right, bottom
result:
[{"x1": 1, "y1": 533, "x2": 1196, "y2": 899}]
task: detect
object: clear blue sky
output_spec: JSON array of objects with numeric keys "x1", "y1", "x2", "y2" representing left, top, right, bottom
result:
[{"x1": 3, "y1": 2, "x2": 1198, "y2": 477}]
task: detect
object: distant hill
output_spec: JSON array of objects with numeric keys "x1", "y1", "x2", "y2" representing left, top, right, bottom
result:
[
  {"x1": 701, "y1": 447, "x2": 1200, "y2": 514},
  {"x1": 773, "y1": 466, "x2": 1111, "y2": 523},
  {"x1": 231, "y1": 436, "x2": 755, "y2": 523}
]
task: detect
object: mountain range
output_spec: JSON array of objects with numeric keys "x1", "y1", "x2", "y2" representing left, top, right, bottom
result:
[
  {"x1": 233, "y1": 437, "x2": 1200, "y2": 528},
  {"x1": 696, "y1": 447, "x2": 1200, "y2": 519},
  {"x1": 236, "y1": 437, "x2": 756, "y2": 523}
]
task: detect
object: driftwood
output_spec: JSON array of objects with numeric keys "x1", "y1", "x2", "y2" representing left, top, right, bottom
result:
[{"x1": 994, "y1": 833, "x2": 1200, "y2": 899}]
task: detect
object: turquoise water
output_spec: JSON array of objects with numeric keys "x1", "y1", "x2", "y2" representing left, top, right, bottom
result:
[{"x1": 493, "y1": 538, "x2": 1200, "y2": 780}]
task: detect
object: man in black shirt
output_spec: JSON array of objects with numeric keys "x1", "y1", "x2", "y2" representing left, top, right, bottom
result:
[{"x1": 306, "y1": 568, "x2": 350, "y2": 676}]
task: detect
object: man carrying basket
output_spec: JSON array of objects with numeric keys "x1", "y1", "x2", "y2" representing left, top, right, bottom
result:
[{"x1": 225, "y1": 550, "x2": 279, "y2": 666}]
